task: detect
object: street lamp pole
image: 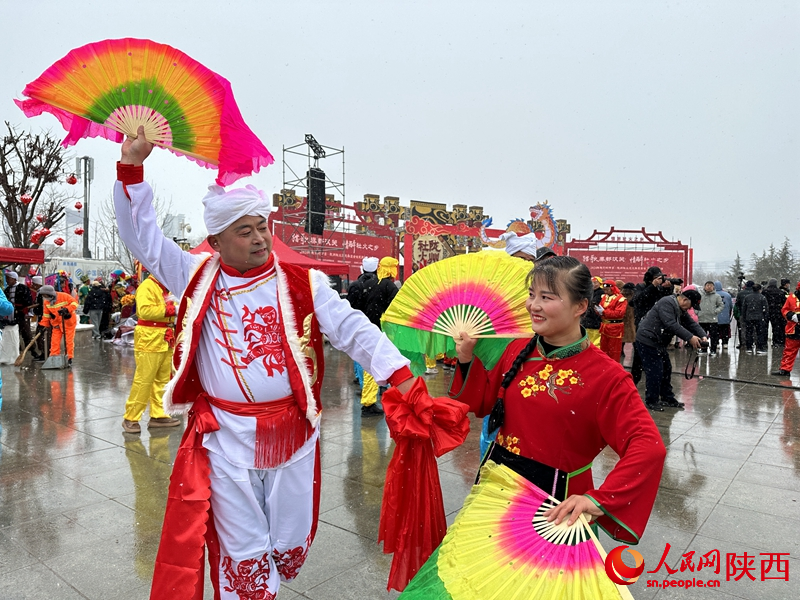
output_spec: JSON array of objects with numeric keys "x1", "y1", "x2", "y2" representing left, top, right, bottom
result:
[{"x1": 75, "y1": 156, "x2": 94, "y2": 258}]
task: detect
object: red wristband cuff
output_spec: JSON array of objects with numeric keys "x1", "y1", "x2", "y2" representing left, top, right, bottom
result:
[
  {"x1": 164, "y1": 302, "x2": 177, "y2": 317},
  {"x1": 387, "y1": 366, "x2": 414, "y2": 388},
  {"x1": 116, "y1": 162, "x2": 144, "y2": 185}
]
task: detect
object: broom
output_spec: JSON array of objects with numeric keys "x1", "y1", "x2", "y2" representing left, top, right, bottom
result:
[{"x1": 14, "y1": 332, "x2": 42, "y2": 367}]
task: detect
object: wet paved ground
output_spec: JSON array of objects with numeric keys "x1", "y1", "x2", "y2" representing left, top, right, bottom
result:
[{"x1": 1, "y1": 331, "x2": 799, "y2": 599}]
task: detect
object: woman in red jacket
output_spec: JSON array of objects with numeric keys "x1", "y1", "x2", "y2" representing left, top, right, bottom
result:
[{"x1": 400, "y1": 256, "x2": 666, "y2": 597}]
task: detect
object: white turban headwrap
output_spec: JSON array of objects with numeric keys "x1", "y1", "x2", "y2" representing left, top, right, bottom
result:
[
  {"x1": 502, "y1": 232, "x2": 539, "y2": 258},
  {"x1": 202, "y1": 184, "x2": 274, "y2": 235},
  {"x1": 361, "y1": 257, "x2": 379, "y2": 273},
  {"x1": 5, "y1": 271, "x2": 18, "y2": 280},
  {"x1": 31, "y1": 275, "x2": 43, "y2": 285}
]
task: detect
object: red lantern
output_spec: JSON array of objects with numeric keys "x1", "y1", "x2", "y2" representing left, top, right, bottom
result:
[
  {"x1": 74, "y1": 227, "x2": 84, "y2": 236},
  {"x1": 20, "y1": 194, "x2": 33, "y2": 204},
  {"x1": 66, "y1": 174, "x2": 78, "y2": 185},
  {"x1": 54, "y1": 237, "x2": 65, "y2": 246},
  {"x1": 36, "y1": 214, "x2": 45, "y2": 222},
  {"x1": 74, "y1": 201, "x2": 83, "y2": 210}
]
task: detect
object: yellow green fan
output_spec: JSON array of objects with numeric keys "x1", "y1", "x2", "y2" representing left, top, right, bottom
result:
[
  {"x1": 381, "y1": 252, "x2": 533, "y2": 374},
  {"x1": 400, "y1": 461, "x2": 634, "y2": 599}
]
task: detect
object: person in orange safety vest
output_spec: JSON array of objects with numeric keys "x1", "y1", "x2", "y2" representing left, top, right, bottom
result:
[
  {"x1": 598, "y1": 279, "x2": 628, "y2": 362},
  {"x1": 38, "y1": 285, "x2": 78, "y2": 365}
]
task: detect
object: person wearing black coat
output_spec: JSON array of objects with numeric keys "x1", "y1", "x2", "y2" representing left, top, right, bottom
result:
[
  {"x1": 634, "y1": 290, "x2": 707, "y2": 411},
  {"x1": 742, "y1": 283, "x2": 769, "y2": 354},
  {"x1": 3, "y1": 272, "x2": 34, "y2": 352},
  {"x1": 83, "y1": 282, "x2": 108, "y2": 339},
  {"x1": 629, "y1": 266, "x2": 674, "y2": 383},
  {"x1": 763, "y1": 278, "x2": 787, "y2": 347},
  {"x1": 733, "y1": 281, "x2": 754, "y2": 348},
  {"x1": 345, "y1": 257, "x2": 380, "y2": 386}
]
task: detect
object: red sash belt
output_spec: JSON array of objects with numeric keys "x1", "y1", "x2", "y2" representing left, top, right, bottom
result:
[
  {"x1": 137, "y1": 319, "x2": 174, "y2": 328},
  {"x1": 205, "y1": 394, "x2": 312, "y2": 469}
]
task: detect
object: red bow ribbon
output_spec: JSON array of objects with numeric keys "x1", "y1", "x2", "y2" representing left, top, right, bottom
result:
[{"x1": 378, "y1": 377, "x2": 470, "y2": 592}]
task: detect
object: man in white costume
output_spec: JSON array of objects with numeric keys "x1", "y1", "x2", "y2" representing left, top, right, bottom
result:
[{"x1": 114, "y1": 128, "x2": 414, "y2": 600}]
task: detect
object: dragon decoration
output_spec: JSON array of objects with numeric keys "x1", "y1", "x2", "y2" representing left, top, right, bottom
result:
[{"x1": 479, "y1": 201, "x2": 567, "y2": 255}]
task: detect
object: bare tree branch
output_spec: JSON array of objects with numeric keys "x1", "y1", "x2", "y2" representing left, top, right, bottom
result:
[{"x1": 0, "y1": 122, "x2": 76, "y2": 248}]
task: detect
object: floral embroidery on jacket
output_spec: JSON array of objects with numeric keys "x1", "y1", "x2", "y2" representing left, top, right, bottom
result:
[
  {"x1": 518, "y1": 363, "x2": 583, "y2": 402},
  {"x1": 496, "y1": 433, "x2": 521, "y2": 455}
]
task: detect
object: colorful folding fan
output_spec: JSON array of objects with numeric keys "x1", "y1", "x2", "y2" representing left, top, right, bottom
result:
[
  {"x1": 381, "y1": 251, "x2": 533, "y2": 374},
  {"x1": 15, "y1": 38, "x2": 273, "y2": 186},
  {"x1": 399, "y1": 460, "x2": 635, "y2": 599}
]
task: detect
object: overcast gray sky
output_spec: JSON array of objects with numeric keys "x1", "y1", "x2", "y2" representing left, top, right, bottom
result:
[{"x1": 1, "y1": 0, "x2": 796, "y2": 266}]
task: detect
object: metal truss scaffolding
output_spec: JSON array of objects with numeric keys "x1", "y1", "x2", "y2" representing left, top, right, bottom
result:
[{"x1": 278, "y1": 137, "x2": 346, "y2": 263}]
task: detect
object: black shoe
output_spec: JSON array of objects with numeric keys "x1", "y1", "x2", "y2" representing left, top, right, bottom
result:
[
  {"x1": 645, "y1": 401, "x2": 664, "y2": 412},
  {"x1": 660, "y1": 398, "x2": 685, "y2": 409},
  {"x1": 67, "y1": 358, "x2": 73, "y2": 367},
  {"x1": 32, "y1": 353, "x2": 45, "y2": 362},
  {"x1": 772, "y1": 370, "x2": 791, "y2": 377},
  {"x1": 361, "y1": 403, "x2": 384, "y2": 417}
]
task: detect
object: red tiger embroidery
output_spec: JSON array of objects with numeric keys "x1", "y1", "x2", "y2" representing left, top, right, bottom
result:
[
  {"x1": 221, "y1": 552, "x2": 276, "y2": 600},
  {"x1": 272, "y1": 535, "x2": 311, "y2": 581},
  {"x1": 241, "y1": 305, "x2": 285, "y2": 375}
]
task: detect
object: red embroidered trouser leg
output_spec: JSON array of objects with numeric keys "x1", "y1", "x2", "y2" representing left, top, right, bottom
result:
[
  {"x1": 781, "y1": 338, "x2": 800, "y2": 372},
  {"x1": 208, "y1": 444, "x2": 316, "y2": 599}
]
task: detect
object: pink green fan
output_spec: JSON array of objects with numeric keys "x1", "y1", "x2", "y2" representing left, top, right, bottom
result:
[
  {"x1": 15, "y1": 38, "x2": 273, "y2": 185},
  {"x1": 399, "y1": 460, "x2": 635, "y2": 599},
  {"x1": 381, "y1": 252, "x2": 533, "y2": 374}
]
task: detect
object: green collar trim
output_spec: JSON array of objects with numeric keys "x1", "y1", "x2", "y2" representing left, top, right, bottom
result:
[{"x1": 533, "y1": 328, "x2": 591, "y2": 360}]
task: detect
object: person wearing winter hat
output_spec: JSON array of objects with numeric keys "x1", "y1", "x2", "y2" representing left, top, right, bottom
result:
[
  {"x1": 598, "y1": 279, "x2": 627, "y2": 362},
  {"x1": 38, "y1": 284, "x2": 78, "y2": 365},
  {"x1": 359, "y1": 256, "x2": 401, "y2": 416},
  {"x1": 629, "y1": 266, "x2": 674, "y2": 383},
  {"x1": 346, "y1": 257, "x2": 380, "y2": 388},
  {"x1": 114, "y1": 127, "x2": 416, "y2": 598},
  {"x1": 741, "y1": 283, "x2": 769, "y2": 354},
  {"x1": 697, "y1": 281, "x2": 724, "y2": 355},
  {"x1": 634, "y1": 290, "x2": 707, "y2": 411},
  {"x1": 773, "y1": 281, "x2": 800, "y2": 376}
]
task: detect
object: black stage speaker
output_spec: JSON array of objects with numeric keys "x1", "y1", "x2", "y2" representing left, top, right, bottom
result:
[{"x1": 305, "y1": 168, "x2": 326, "y2": 235}]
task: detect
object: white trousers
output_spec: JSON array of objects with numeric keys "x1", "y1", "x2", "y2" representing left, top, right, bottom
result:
[{"x1": 208, "y1": 445, "x2": 316, "y2": 599}]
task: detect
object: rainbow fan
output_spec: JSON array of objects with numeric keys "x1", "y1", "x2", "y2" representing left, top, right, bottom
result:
[
  {"x1": 400, "y1": 461, "x2": 635, "y2": 600},
  {"x1": 15, "y1": 38, "x2": 273, "y2": 185},
  {"x1": 381, "y1": 252, "x2": 533, "y2": 373}
]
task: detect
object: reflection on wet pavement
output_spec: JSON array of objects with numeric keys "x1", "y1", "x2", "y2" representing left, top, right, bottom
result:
[{"x1": 1, "y1": 337, "x2": 798, "y2": 599}]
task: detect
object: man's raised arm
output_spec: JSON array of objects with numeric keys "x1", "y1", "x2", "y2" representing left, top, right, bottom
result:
[{"x1": 114, "y1": 126, "x2": 198, "y2": 296}]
